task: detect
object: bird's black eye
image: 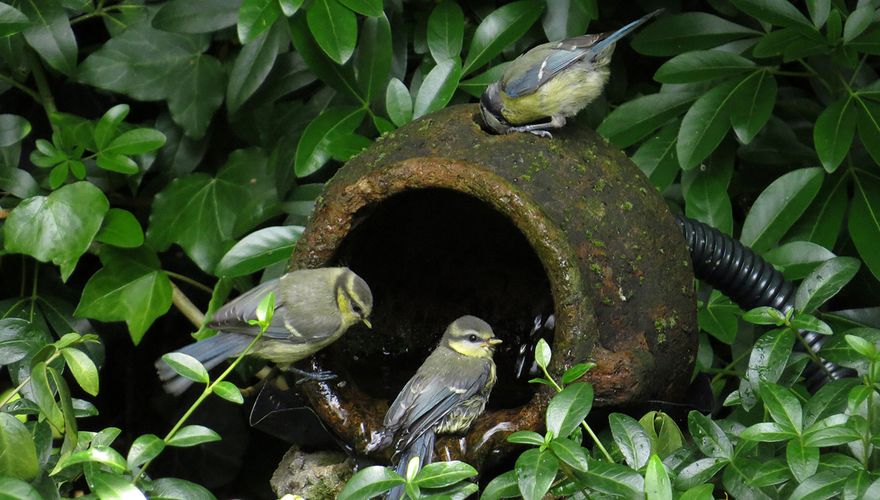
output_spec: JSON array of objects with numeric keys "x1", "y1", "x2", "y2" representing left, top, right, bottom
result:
[{"x1": 468, "y1": 334, "x2": 478, "y2": 342}]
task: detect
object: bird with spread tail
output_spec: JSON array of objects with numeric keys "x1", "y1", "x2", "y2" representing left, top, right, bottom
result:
[
  {"x1": 156, "y1": 267, "x2": 373, "y2": 395},
  {"x1": 480, "y1": 9, "x2": 663, "y2": 138},
  {"x1": 380, "y1": 315, "x2": 501, "y2": 500}
]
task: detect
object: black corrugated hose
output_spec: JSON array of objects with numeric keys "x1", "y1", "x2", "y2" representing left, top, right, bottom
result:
[{"x1": 674, "y1": 215, "x2": 854, "y2": 392}]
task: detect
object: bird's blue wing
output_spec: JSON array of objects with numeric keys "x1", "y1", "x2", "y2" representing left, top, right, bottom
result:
[{"x1": 206, "y1": 278, "x2": 308, "y2": 340}]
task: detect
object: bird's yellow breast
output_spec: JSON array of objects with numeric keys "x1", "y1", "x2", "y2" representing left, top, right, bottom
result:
[{"x1": 500, "y1": 64, "x2": 609, "y2": 125}]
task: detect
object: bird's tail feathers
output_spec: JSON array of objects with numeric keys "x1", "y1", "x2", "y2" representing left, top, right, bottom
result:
[
  {"x1": 591, "y1": 8, "x2": 663, "y2": 55},
  {"x1": 155, "y1": 333, "x2": 250, "y2": 396},
  {"x1": 387, "y1": 431, "x2": 436, "y2": 500}
]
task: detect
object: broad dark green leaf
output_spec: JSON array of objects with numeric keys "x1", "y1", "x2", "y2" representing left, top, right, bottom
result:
[
  {"x1": 843, "y1": 470, "x2": 871, "y2": 500},
  {"x1": 742, "y1": 306, "x2": 785, "y2": 326},
  {"x1": 94, "y1": 104, "x2": 129, "y2": 150},
  {"x1": 548, "y1": 438, "x2": 589, "y2": 472},
  {"x1": 95, "y1": 208, "x2": 144, "y2": 248},
  {"x1": 789, "y1": 469, "x2": 847, "y2": 500},
  {"x1": 307, "y1": 0, "x2": 357, "y2": 65},
  {"x1": 807, "y1": 0, "x2": 830, "y2": 28},
  {"x1": 103, "y1": 129, "x2": 166, "y2": 156},
  {"x1": 721, "y1": 462, "x2": 772, "y2": 500},
  {"x1": 789, "y1": 313, "x2": 833, "y2": 335},
  {"x1": 91, "y1": 472, "x2": 146, "y2": 500},
  {"x1": 795, "y1": 256, "x2": 860, "y2": 313},
  {"x1": 740, "y1": 167, "x2": 824, "y2": 254},
  {"x1": 215, "y1": 225, "x2": 303, "y2": 277},
  {"x1": 427, "y1": 1, "x2": 464, "y2": 61},
  {"x1": 679, "y1": 484, "x2": 715, "y2": 500},
  {"x1": 814, "y1": 98, "x2": 857, "y2": 173},
  {"x1": 51, "y1": 446, "x2": 127, "y2": 475},
  {"x1": 415, "y1": 461, "x2": 476, "y2": 488},
  {"x1": 338, "y1": 465, "x2": 405, "y2": 500},
  {"x1": 60, "y1": 347, "x2": 98, "y2": 396},
  {"x1": 294, "y1": 107, "x2": 366, "y2": 177},
  {"x1": 127, "y1": 434, "x2": 165, "y2": 469},
  {"x1": 338, "y1": 0, "x2": 382, "y2": 17},
  {"x1": 327, "y1": 132, "x2": 371, "y2": 161},
  {"x1": 0, "y1": 114, "x2": 31, "y2": 147},
  {"x1": 237, "y1": 0, "x2": 281, "y2": 44},
  {"x1": 227, "y1": 23, "x2": 285, "y2": 115},
  {"x1": 561, "y1": 362, "x2": 593, "y2": 385},
  {"x1": 4, "y1": 182, "x2": 109, "y2": 280},
  {"x1": 687, "y1": 411, "x2": 733, "y2": 459},
  {"x1": 150, "y1": 478, "x2": 216, "y2": 500},
  {"x1": 730, "y1": 70, "x2": 776, "y2": 144},
  {"x1": 682, "y1": 155, "x2": 733, "y2": 234},
  {"x1": 803, "y1": 415, "x2": 861, "y2": 447},
  {"x1": 480, "y1": 470, "x2": 520, "y2": 500},
  {"x1": 843, "y1": 5, "x2": 874, "y2": 43},
  {"x1": 598, "y1": 91, "x2": 697, "y2": 148},
  {"x1": 0, "y1": 167, "x2": 39, "y2": 199},
  {"x1": 286, "y1": 15, "x2": 361, "y2": 101},
  {"x1": 96, "y1": 153, "x2": 138, "y2": 174},
  {"x1": 0, "y1": 319, "x2": 49, "y2": 366},
  {"x1": 729, "y1": 0, "x2": 813, "y2": 30},
  {"x1": 459, "y1": 62, "x2": 509, "y2": 97},
  {"x1": 0, "y1": 3, "x2": 28, "y2": 37},
  {"x1": 787, "y1": 174, "x2": 847, "y2": 249},
  {"x1": 546, "y1": 382, "x2": 592, "y2": 439},
  {"x1": 212, "y1": 381, "x2": 244, "y2": 404},
  {"x1": 386, "y1": 78, "x2": 413, "y2": 127},
  {"x1": 609, "y1": 413, "x2": 652, "y2": 470},
  {"x1": 760, "y1": 382, "x2": 803, "y2": 433},
  {"x1": 75, "y1": 247, "x2": 173, "y2": 344},
  {"x1": 413, "y1": 57, "x2": 462, "y2": 119},
  {"x1": 153, "y1": 0, "x2": 241, "y2": 33},
  {"x1": 462, "y1": 1, "x2": 544, "y2": 75},
  {"x1": 787, "y1": 439, "x2": 820, "y2": 483},
  {"x1": 655, "y1": 50, "x2": 755, "y2": 83},
  {"x1": 746, "y1": 328, "x2": 794, "y2": 391},
  {"x1": 632, "y1": 12, "x2": 760, "y2": 56},
  {"x1": 20, "y1": 0, "x2": 77, "y2": 76},
  {"x1": 857, "y1": 99, "x2": 880, "y2": 166},
  {"x1": 515, "y1": 448, "x2": 558, "y2": 500},
  {"x1": 677, "y1": 78, "x2": 742, "y2": 170},
  {"x1": 542, "y1": 0, "x2": 594, "y2": 41},
  {"x1": 0, "y1": 477, "x2": 41, "y2": 500},
  {"x1": 166, "y1": 425, "x2": 221, "y2": 447},
  {"x1": 804, "y1": 379, "x2": 855, "y2": 427},
  {"x1": 631, "y1": 121, "x2": 680, "y2": 191},
  {"x1": 507, "y1": 430, "x2": 544, "y2": 445},
  {"x1": 850, "y1": 173, "x2": 880, "y2": 281},
  {"x1": 675, "y1": 457, "x2": 727, "y2": 490},
  {"x1": 698, "y1": 291, "x2": 738, "y2": 344},
  {"x1": 576, "y1": 460, "x2": 645, "y2": 498},
  {"x1": 764, "y1": 241, "x2": 835, "y2": 280},
  {"x1": 0, "y1": 413, "x2": 39, "y2": 480},
  {"x1": 644, "y1": 455, "x2": 672, "y2": 500},
  {"x1": 355, "y1": 14, "x2": 391, "y2": 103},
  {"x1": 740, "y1": 421, "x2": 797, "y2": 441},
  {"x1": 161, "y1": 353, "x2": 209, "y2": 384}
]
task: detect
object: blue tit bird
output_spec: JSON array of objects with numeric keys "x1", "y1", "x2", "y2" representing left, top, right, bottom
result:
[
  {"x1": 381, "y1": 316, "x2": 501, "y2": 500},
  {"x1": 156, "y1": 267, "x2": 373, "y2": 396},
  {"x1": 480, "y1": 9, "x2": 663, "y2": 138}
]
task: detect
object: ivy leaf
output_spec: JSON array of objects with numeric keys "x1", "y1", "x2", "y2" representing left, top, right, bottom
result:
[
  {"x1": 153, "y1": 0, "x2": 242, "y2": 34},
  {"x1": 294, "y1": 107, "x2": 366, "y2": 178},
  {"x1": 632, "y1": 12, "x2": 760, "y2": 56},
  {"x1": 355, "y1": 14, "x2": 392, "y2": 103},
  {"x1": 462, "y1": 1, "x2": 545, "y2": 76},
  {"x1": 609, "y1": 412, "x2": 652, "y2": 470},
  {"x1": 95, "y1": 208, "x2": 145, "y2": 249},
  {"x1": 19, "y1": 0, "x2": 77, "y2": 76},
  {"x1": 307, "y1": 0, "x2": 357, "y2": 65},
  {"x1": 413, "y1": 57, "x2": 462, "y2": 119},
  {"x1": 814, "y1": 98, "x2": 857, "y2": 173},
  {"x1": 740, "y1": 167, "x2": 824, "y2": 254},
  {"x1": 427, "y1": 1, "x2": 464, "y2": 61},
  {"x1": 730, "y1": 70, "x2": 776, "y2": 144},
  {"x1": 74, "y1": 247, "x2": 173, "y2": 344},
  {"x1": 655, "y1": 50, "x2": 755, "y2": 83},
  {"x1": 167, "y1": 54, "x2": 225, "y2": 140},
  {"x1": 795, "y1": 256, "x2": 860, "y2": 314},
  {"x1": 515, "y1": 448, "x2": 558, "y2": 500},
  {"x1": 237, "y1": 0, "x2": 281, "y2": 44},
  {"x1": 4, "y1": 182, "x2": 109, "y2": 280},
  {"x1": 598, "y1": 91, "x2": 697, "y2": 148},
  {"x1": 227, "y1": 22, "x2": 286, "y2": 115},
  {"x1": 215, "y1": 225, "x2": 303, "y2": 277},
  {"x1": 850, "y1": 172, "x2": 880, "y2": 282}
]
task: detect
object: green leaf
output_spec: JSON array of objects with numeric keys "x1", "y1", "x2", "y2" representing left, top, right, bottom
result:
[
  {"x1": 786, "y1": 439, "x2": 819, "y2": 483},
  {"x1": 0, "y1": 413, "x2": 39, "y2": 480},
  {"x1": 216, "y1": 226, "x2": 303, "y2": 277},
  {"x1": 91, "y1": 472, "x2": 147, "y2": 500},
  {"x1": 427, "y1": 1, "x2": 464, "y2": 61},
  {"x1": 740, "y1": 167, "x2": 824, "y2": 254},
  {"x1": 843, "y1": 5, "x2": 874, "y2": 43},
  {"x1": 697, "y1": 290, "x2": 739, "y2": 344},
  {"x1": 576, "y1": 460, "x2": 645, "y2": 498},
  {"x1": 103, "y1": 128, "x2": 167, "y2": 156},
  {"x1": 307, "y1": 0, "x2": 357, "y2": 65},
  {"x1": 742, "y1": 306, "x2": 785, "y2": 326},
  {"x1": 535, "y1": 338, "x2": 551, "y2": 369},
  {"x1": 655, "y1": 50, "x2": 756, "y2": 83},
  {"x1": 548, "y1": 438, "x2": 589, "y2": 472},
  {"x1": 850, "y1": 173, "x2": 880, "y2": 282},
  {"x1": 0, "y1": 319, "x2": 50, "y2": 366},
  {"x1": 638, "y1": 411, "x2": 684, "y2": 458},
  {"x1": 679, "y1": 484, "x2": 715, "y2": 500},
  {"x1": 355, "y1": 14, "x2": 392, "y2": 103},
  {"x1": 598, "y1": 91, "x2": 697, "y2": 148},
  {"x1": 227, "y1": 22, "x2": 285, "y2": 115},
  {"x1": 746, "y1": 328, "x2": 794, "y2": 391},
  {"x1": 0, "y1": 3, "x2": 29, "y2": 37},
  {"x1": 166, "y1": 425, "x2": 221, "y2": 447},
  {"x1": 645, "y1": 455, "x2": 672, "y2": 500},
  {"x1": 60, "y1": 347, "x2": 99, "y2": 396},
  {"x1": 212, "y1": 381, "x2": 244, "y2": 404},
  {"x1": 459, "y1": 62, "x2": 509, "y2": 97},
  {"x1": 631, "y1": 121, "x2": 680, "y2": 191},
  {"x1": 4, "y1": 182, "x2": 109, "y2": 280},
  {"x1": 795, "y1": 256, "x2": 860, "y2": 313},
  {"x1": 729, "y1": 0, "x2": 813, "y2": 30},
  {"x1": 507, "y1": 430, "x2": 545, "y2": 445},
  {"x1": 609, "y1": 413, "x2": 652, "y2": 470},
  {"x1": 814, "y1": 98, "x2": 857, "y2": 173},
  {"x1": 844, "y1": 334, "x2": 876, "y2": 358},
  {"x1": 149, "y1": 478, "x2": 215, "y2": 500},
  {"x1": 413, "y1": 57, "x2": 462, "y2": 119},
  {"x1": 675, "y1": 457, "x2": 727, "y2": 490},
  {"x1": 75, "y1": 247, "x2": 173, "y2": 344},
  {"x1": 542, "y1": 0, "x2": 594, "y2": 41},
  {"x1": 480, "y1": 470, "x2": 520, "y2": 500},
  {"x1": 286, "y1": 15, "x2": 361, "y2": 101},
  {"x1": 807, "y1": 0, "x2": 830, "y2": 28},
  {"x1": 161, "y1": 353, "x2": 209, "y2": 384},
  {"x1": 415, "y1": 461, "x2": 476, "y2": 488},
  {"x1": 789, "y1": 469, "x2": 848, "y2": 500},
  {"x1": 294, "y1": 107, "x2": 366, "y2": 178},
  {"x1": 730, "y1": 70, "x2": 776, "y2": 144},
  {"x1": 856, "y1": 100, "x2": 880, "y2": 167},
  {"x1": 765, "y1": 241, "x2": 835, "y2": 280},
  {"x1": 153, "y1": 0, "x2": 242, "y2": 34},
  {"x1": 96, "y1": 153, "x2": 138, "y2": 174},
  {"x1": 760, "y1": 382, "x2": 803, "y2": 433},
  {"x1": 337, "y1": 0, "x2": 382, "y2": 17},
  {"x1": 94, "y1": 104, "x2": 130, "y2": 150},
  {"x1": 338, "y1": 465, "x2": 405, "y2": 500},
  {"x1": 687, "y1": 411, "x2": 733, "y2": 459},
  {"x1": 803, "y1": 415, "x2": 861, "y2": 447},
  {"x1": 462, "y1": 0, "x2": 545, "y2": 75},
  {"x1": 385, "y1": 78, "x2": 413, "y2": 127},
  {"x1": 0, "y1": 477, "x2": 41, "y2": 500},
  {"x1": 546, "y1": 382, "x2": 592, "y2": 439},
  {"x1": 515, "y1": 448, "x2": 558, "y2": 500},
  {"x1": 237, "y1": 0, "x2": 281, "y2": 44},
  {"x1": 561, "y1": 362, "x2": 593, "y2": 385},
  {"x1": 682, "y1": 155, "x2": 733, "y2": 234},
  {"x1": 0, "y1": 114, "x2": 31, "y2": 147},
  {"x1": 740, "y1": 422, "x2": 798, "y2": 441},
  {"x1": 0, "y1": 167, "x2": 39, "y2": 199},
  {"x1": 95, "y1": 208, "x2": 145, "y2": 248},
  {"x1": 804, "y1": 379, "x2": 854, "y2": 427},
  {"x1": 677, "y1": 78, "x2": 742, "y2": 170},
  {"x1": 127, "y1": 434, "x2": 165, "y2": 469},
  {"x1": 632, "y1": 12, "x2": 760, "y2": 56},
  {"x1": 52, "y1": 446, "x2": 128, "y2": 475},
  {"x1": 19, "y1": 0, "x2": 77, "y2": 76}
]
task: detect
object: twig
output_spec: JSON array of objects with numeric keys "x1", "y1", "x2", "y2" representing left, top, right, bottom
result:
[{"x1": 171, "y1": 282, "x2": 205, "y2": 328}]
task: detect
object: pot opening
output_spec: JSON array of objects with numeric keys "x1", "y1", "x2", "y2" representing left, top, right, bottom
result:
[{"x1": 323, "y1": 188, "x2": 554, "y2": 410}]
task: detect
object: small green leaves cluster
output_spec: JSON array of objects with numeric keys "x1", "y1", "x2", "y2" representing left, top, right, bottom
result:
[{"x1": 339, "y1": 459, "x2": 479, "y2": 500}]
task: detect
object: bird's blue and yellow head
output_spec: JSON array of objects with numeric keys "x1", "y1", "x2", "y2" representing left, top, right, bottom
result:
[
  {"x1": 443, "y1": 315, "x2": 502, "y2": 359},
  {"x1": 335, "y1": 269, "x2": 374, "y2": 329},
  {"x1": 480, "y1": 10, "x2": 663, "y2": 136}
]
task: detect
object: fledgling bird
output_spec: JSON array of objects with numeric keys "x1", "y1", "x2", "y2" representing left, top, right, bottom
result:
[
  {"x1": 381, "y1": 316, "x2": 501, "y2": 500},
  {"x1": 480, "y1": 9, "x2": 663, "y2": 138},
  {"x1": 156, "y1": 267, "x2": 373, "y2": 395}
]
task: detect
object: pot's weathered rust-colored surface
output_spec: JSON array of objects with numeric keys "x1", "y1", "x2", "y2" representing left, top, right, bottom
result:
[{"x1": 290, "y1": 104, "x2": 696, "y2": 468}]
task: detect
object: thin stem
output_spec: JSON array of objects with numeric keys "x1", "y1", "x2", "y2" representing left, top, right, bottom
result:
[
  {"x1": 170, "y1": 282, "x2": 205, "y2": 328},
  {"x1": 0, "y1": 72, "x2": 41, "y2": 102},
  {"x1": 798, "y1": 59, "x2": 834, "y2": 94},
  {"x1": 29, "y1": 264, "x2": 38, "y2": 323},
  {"x1": 793, "y1": 328, "x2": 832, "y2": 376},
  {"x1": 166, "y1": 271, "x2": 214, "y2": 294},
  {"x1": 710, "y1": 349, "x2": 751, "y2": 386},
  {"x1": 849, "y1": 53, "x2": 869, "y2": 87},
  {"x1": 27, "y1": 50, "x2": 57, "y2": 118}
]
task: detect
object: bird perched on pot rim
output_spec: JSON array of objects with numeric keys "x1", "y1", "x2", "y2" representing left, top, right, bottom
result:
[
  {"x1": 480, "y1": 9, "x2": 663, "y2": 138},
  {"x1": 380, "y1": 315, "x2": 501, "y2": 500},
  {"x1": 156, "y1": 267, "x2": 373, "y2": 396}
]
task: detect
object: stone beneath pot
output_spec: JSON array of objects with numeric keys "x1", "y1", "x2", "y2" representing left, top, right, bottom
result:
[{"x1": 270, "y1": 446, "x2": 355, "y2": 499}]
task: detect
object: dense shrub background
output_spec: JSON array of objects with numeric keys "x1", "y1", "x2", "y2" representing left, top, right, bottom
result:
[{"x1": 1, "y1": 0, "x2": 880, "y2": 498}]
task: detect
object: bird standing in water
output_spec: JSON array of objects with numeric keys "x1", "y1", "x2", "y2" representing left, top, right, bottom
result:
[
  {"x1": 156, "y1": 267, "x2": 373, "y2": 395},
  {"x1": 381, "y1": 316, "x2": 501, "y2": 500},
  {"x1": 480, "y1": 9, "x2": 663, "y2": 137}
]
